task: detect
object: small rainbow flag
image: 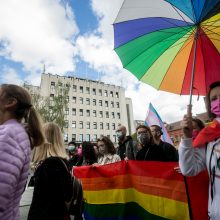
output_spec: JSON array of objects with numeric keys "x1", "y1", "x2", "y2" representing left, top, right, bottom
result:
[{"x1": 73, "y1": 161, "x2": 207, "y2": 220}]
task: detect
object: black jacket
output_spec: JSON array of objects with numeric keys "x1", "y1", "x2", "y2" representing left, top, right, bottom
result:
[
  {"x1": 117, "y1": 136, "x2": 137, "y2": 160},
  {"x1": 136, "y1": 144, "x2": 169, "y2": 161},
  {"x1": 28, "y1": 157, "x2": 72, "y2": 220},
  {"x1": 158, "y1": 141, "x2": 179, "y2": 162}
]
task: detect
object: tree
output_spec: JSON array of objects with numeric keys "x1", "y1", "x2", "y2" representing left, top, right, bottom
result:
[{"x1": 24, "y1": 82, "x2": 70, "y2": 131}]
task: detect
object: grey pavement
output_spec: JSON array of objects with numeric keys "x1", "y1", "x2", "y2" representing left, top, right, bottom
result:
[{"x1": 19, "y1": 187, "x2": 33, "y2": 220}]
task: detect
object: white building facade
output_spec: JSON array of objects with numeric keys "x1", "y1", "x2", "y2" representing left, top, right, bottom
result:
[{"x1": 39, "y1": 73, "x2": 135, "y2": 143}]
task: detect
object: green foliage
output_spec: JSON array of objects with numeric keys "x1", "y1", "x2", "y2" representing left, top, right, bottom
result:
[{"x1": 24, "y1": 82, "x2": 70, "y2": 131}]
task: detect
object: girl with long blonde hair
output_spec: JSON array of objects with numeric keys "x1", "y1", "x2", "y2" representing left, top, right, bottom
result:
[{"x1": 28, "y1": 122, "x2": 72, "y2": 220}]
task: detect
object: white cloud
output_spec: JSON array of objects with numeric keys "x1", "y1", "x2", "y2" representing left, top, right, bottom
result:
[
  {"x1": 0, "y1": 0, "x2": 78, "y2": 78},
  {"x1": 0, "y1": 66, "x2": 23, "y2": 85},
  {"x1": 76, "y1": 0, "x2": 207, "y2": 123}
]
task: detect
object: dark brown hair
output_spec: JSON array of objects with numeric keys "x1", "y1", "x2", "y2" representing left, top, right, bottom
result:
[
  {"x1": 192, "y1": 117, "x2": 205, "y2": 131},
  {"x1": 82, "y1": 141, "x2": 97, "y2": 164},
  {"x1": 206, "y1": 81, "x2": 220, "y2": 120},
  {"x1": 97, "y1": 136, "x2": 116, "y2": 155},
  {"x1": 1, "y1": 84, "x2": 44, "y2": 148}
]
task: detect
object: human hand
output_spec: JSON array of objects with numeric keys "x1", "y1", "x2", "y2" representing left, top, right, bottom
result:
[
  {"x1": 174, "y1": 166, "x2": 182, "y2": 174},
  {"x1": 181, "y1": 115, "x2": 192, "y2": 139},
  {"x1": 92, "y1": 163, "x2": 99, "y2": 167}
]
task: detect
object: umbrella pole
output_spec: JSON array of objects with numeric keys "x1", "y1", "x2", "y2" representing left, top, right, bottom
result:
[{"x1": 188, "y1": 27, "x2": 199, "y2": 116}]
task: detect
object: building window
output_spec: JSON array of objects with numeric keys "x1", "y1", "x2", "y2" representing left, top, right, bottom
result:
[
  {"x1": 64, "y1": 133, "x2": 68, "y2": 143},
  {"x1": 79, "y1": 134, "x2": 83, "y2": 142},
  {"x1": 110, "y1": 91, "x2": 113, "y2": 97},
  {"x1": 64, "y1": 120, "x2": 68, "y2": 128},
  {"x1": 79, "y1": 121, "x2": 83, "y2": 129},
  {"x1": 72, "y1": 134, "x2": 76, "y2": 141},
  {"x1": 93, "y1": 99, "x2": 96, "y2": 106},
  {"x1": 86, "y1": 87, "x2": 90, "y2": 94},
  {"x1": 116, "y1": 92, "x2": 119, "y2": 98},
  {"x1": 86, "y1": 110, "x2": 90, "y2": 117},
  {"x1": 99, "y1": 89, "x2": 102, "y2": 96},
  {"x1": 112, "y1": 123, "x2": 115, "y2": 130},
  {"x1": 92, "y1": 88, "x2": 96, "y2": 95},
  {"x1": 99, "y1": 111, "x2": 103, "y2": 118},
  {"x1": 86, "y1": 98, "x2": 90, "y2": 105},
  {"x1": 73, "y1": 85, "x2": 77, "y2": 92},
  {"x1": 65, "y1": 108, "x2": 69, "y2": 115},
  {"x1": 106, "y1": 111, "x2": 109, "y2": 118},
  {"x1": 50, "y1": 94, "x2": 54, "y2": 100},
  {"x1": 80, "y1": 86, "x2": 83, "y2": 93},
  {"x1": 93, "y1": 110, "x2": 97, "y2": 117},
  {"x1": 93, "y1": 134, "x2": 97, "y2": 141},
  {"x1": 50, "y1": 94, "x2": 54, "y2": 105},
  {"x1": 86, "y1": 122, "x2": 90, "y2": 129},
  {"x1": 79, "y1": 109, "x2": 83, "y2": 116},
  {"x1": 100, "y1": 122, "x2": 103, "y2": 129},
  {"x1": 105, "y1": 101, "x2": 108, "y2": 107},
  {"x1": 99, "y1": 100, "x2": 102, "y2": 106},
  {"x1": 117, "y1": 112, "x2": 120, "y2": 119},
  {"x1": 66, "y1": 96, "x2": 69, "y2": 103},
  {"x1": 111, "y1": 101, "x2": 114, "y2": 108},
  {"x1": 106, "y1": 123, "x2": 110, "y2": 130},
  {"x1": 86, "y1": 134, "x2": 90, "y2": 141},
  {"x1": 116, "y1": 102, "x2": 120, "y2": 108},
  {"x1": 113, "y1": 135, "x2": 116, "y2": 143},
  {"x1": 104, "y1": 90, "x2": 108, "y2": 97},
  {"x1": 72, "y1": 108, "x2": 76, "y2": 116},
  {"x1": 111, "y1": 112, "x2": 115, "y2": 119},
  {"x1": 93, "y1": 122, "x2": 97, "y2": 129},
  {"x1": 72, "y1": 96, "x2": 76, "y2": 103},
  {"x1": 50, "y1": 82, "x2": 55, "y2": 90},
  {"x1": 79, "y1": 97, "x2": 83, "y2": 104},
  {"x1": 72, "y1": 121, "x2": 76, "y2": 128}
]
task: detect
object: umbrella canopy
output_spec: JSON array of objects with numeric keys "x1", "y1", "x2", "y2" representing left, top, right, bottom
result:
[{"x1": 113, "y1": 0, "x2": 220, "y2": 97}]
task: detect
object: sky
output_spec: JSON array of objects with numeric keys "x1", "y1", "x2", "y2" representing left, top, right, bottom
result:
[{"x1": 0, "y1": 0, "x2": 207, "y2": 123}]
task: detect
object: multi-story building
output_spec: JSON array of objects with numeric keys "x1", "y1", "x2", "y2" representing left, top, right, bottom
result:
[{"x1": 36, "y1": 73, "x2": 135, "y2": 143}]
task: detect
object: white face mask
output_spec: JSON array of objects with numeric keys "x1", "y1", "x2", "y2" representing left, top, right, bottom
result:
[
  {"x1": 116, "y1": 131, "x2": 124, "y2": 140},
  {"x1": 68, "y1": 145, "x2": 75, "y2": 152}
]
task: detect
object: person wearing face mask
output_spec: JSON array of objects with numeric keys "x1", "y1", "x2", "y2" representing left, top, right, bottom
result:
[
  {"x1": 135, "y1": 125, "x2": 169, "y2": 161},
  {"x1": 150, "y1": 125, "x2": 178, "y2": 161},
  {"x1": 116, "y1": 125, "x2": 137, "y2": 160},
  {"x1": 179, "y1": 81, "x2": 220, "y2": 220},
  {"x1": 68, "y1": 141, "x2": 83, "y2": 168}
]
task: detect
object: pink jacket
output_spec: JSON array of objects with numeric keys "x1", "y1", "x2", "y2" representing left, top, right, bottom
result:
[{"x1": 0, "y1": 119, "x2": 31, "y2": 220}]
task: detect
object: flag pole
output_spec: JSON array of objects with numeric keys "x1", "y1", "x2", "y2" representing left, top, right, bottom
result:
[{"x1": 188, "y1": 27, "x2": 198, "y2": 116}]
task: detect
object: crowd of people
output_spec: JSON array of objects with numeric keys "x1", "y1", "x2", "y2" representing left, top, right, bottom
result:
[{"x1": 0, "y1": 82, "x2": 219, "y2": 220}]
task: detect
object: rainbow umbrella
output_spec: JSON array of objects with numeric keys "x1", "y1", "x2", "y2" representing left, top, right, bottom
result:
[{"x1": 114, "y1": 0, "x2": 220, "y2": 107}]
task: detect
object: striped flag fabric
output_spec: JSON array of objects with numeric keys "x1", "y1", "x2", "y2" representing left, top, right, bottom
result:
[
  {"x1": 74, "y1": 161, "x2": 191, "y2": 220},
  {"x1": 145, "y1": 103, "x2": 173, "y2": 145}
]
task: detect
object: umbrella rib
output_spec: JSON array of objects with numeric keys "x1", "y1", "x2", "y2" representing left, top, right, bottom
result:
[
  {"x1": 123, "y1": 28, "x2": 193, "y2": 69},
  {"x1": 189, "y1": 0, "x2": 197, "y2": 23},
  {"x1": 165, "y1": 0, "x2": 195, "y2": 25},
  {"x1": 158, "y1": 35, "x2": 194, "y2": 90},
  {"x1": 201, "y1": 25, "x2": 220, "y2": 40}
]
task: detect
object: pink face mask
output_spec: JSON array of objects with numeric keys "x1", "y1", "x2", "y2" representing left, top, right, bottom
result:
[
  {"x1": 192, "y1": 130, "x2": 200, "y2": 140},
  {"x1": 211, "y1": 98, "x2": 220, "y2": 117}
]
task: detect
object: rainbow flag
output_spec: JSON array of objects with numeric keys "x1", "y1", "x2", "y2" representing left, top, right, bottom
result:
[
  {"x1": 73, "y1": 161, "x2": 202, "y2": 220},
  {"x1": 145, "y1": 103, "x2": 173, "y2": 145}
]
